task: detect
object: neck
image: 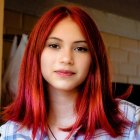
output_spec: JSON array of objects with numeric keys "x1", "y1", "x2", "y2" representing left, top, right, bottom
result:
[{"x1": 47, "y1": 85, "x2": 78, "y2": 128}]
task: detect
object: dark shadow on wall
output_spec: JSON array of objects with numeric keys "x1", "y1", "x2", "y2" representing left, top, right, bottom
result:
[{"x1": 113, "y1": 82, "x2": 140, "y2": 106}]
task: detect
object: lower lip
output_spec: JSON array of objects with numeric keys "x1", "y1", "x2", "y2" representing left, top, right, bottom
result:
[{"x1": 55, "y1": 71, "x2": 75, "y2": 77}]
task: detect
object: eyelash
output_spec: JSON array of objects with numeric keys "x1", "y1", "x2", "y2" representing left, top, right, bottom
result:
[
  {"x1": 47, "y1": 43, "x2": 88, "y2": 52},
  {"x1": 48, "y1": 44, "x2": 60, "y2": 49},
  {"x1": 74, "y1": 47, "x2": 88, "y2": 52}
]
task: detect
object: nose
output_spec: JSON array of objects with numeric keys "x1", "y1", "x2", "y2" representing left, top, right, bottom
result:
[{"x1": 59, "y1": 48, "x2": 74, "y2": 65}]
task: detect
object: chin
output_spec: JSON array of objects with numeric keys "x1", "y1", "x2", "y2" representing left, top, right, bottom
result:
[
  {"x1": 57, "y1": 87, "x2": 76, "y2": 91},
  {"x1": 52, "y1": 84, "x2": 78, "y2": 92}
]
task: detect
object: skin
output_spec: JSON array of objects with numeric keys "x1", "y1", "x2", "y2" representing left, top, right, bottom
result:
[{"x1": 41, "y1": 17, "x2": 91, "y2": 140}]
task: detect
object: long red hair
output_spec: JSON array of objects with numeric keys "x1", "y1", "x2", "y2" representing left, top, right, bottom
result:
[{"x1": 2, "y1": 5, "x2": 129, "y2": 139}]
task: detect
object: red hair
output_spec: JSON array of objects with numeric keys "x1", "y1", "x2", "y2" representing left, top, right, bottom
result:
[{"x1": 2, "y1": 5, "x2": 129, "y2": 139}]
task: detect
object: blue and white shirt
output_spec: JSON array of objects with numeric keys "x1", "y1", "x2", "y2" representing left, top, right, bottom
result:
[{"x1": 0, "y1": 99, "x2": 140, "y2": 140}]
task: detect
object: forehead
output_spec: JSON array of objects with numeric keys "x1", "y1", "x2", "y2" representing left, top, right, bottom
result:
[{"x1": 48, "y1": 17, "x2": 86, "y2": 41}]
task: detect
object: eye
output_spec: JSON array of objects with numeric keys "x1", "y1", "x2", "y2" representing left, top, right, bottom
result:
[
  {"x1": 48, "y1": 44, "x2": 60, "y2": 49},
  {"x1": 74, "y1": 47, "x2": 88, "y2": 52}
]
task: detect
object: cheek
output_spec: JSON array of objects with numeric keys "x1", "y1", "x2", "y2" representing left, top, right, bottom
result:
[
  {"x1": 41, "y1": 52, "x2": 50, "y2": 77},
  {"x1": 78, "y1": 57, "x2": 91, "y2": 76},
  {"x1": 41, "y1": 59, "x2": 52, "y2": 83},
  {"x1": 41, "y1": 50, "x2": 56, "y2": 79},
  {"x1": 41, "y1": 55, "x2": 46, "y2": 78},
  {"x1": 83, "y1": 62, "x2": 91, "y2": 76},
  {"x1": 83, "y1": 57, "x2": 91, "y2": 70}
]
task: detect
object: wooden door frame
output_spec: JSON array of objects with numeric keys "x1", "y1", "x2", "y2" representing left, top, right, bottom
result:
[{"x1": 0, "y1": 0, "x2": 4, "y2": 108}]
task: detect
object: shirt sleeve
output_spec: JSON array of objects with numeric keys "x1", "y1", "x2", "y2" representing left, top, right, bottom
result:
[
  {"x1": 0, "y1": 122, "x2": 9, "y2": 140},
  {"x1": 135, "y1": 106, "x2": 140, "y2": 140},
  {"x1": 0, "y1": 121, "x2": 22, "y2": 140},
  {"x1": 129, "y1": 105, "x2": 140, "y2": 140},
  {"x1": 0, "y1": 126, "x2": 2, "y2": 139},
  {"x1": 0, "y1": 121, "x2": 37, "y2": 140}
]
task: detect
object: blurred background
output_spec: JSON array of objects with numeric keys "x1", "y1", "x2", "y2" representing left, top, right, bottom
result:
[{"x1": 0, "y1": 0, "x2": 140, "y2": 110}]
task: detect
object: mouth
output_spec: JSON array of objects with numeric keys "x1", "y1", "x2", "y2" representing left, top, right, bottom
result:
[{"x1": 54, "y1": 70, "x2": 75, "y2": 77}]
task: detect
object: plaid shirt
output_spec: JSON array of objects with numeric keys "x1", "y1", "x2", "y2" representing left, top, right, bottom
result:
[{"x1": 0, "y1": 99, "x2": 140, "y2": 140}]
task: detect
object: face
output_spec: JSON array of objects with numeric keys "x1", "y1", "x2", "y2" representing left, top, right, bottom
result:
[{"x1": 41, "y1": 17, "x2": 91, "y2": 92}]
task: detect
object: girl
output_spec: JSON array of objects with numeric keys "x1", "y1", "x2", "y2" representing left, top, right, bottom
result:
[{"x1": 0, "y1": 5, "x2": 140, "y2": 140}]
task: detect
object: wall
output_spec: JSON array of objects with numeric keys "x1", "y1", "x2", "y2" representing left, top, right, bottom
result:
[
  {"x1": 86, "y1": 7, "x2": 140, "y2": 84},
  {"x1": 102, "y1": 32, "x2": 140, "y2": 84},
  {"x1": 3, "y1": 7, "x2": 140, "y2": 86},
  {"x1": 2, "y1": 6, "x2": 140, "y2": 105},
  {"x1": 3, "y1": 10, "x2": 39, "y2": 76}
]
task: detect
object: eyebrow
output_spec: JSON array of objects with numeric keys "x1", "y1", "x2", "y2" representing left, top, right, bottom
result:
[
  {"x1": 48, "y1": 37, "x2": 62, "y2": 41},
  {"x1": 48, "y1": 37, "x2": 87, "y2": 44}
]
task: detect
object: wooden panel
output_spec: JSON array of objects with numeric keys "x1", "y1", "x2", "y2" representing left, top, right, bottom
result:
[{"x1": 0, "y1": 0, "x2": 4, "y2": 107}]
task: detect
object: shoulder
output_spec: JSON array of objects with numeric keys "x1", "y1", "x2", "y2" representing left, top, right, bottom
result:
[
  {"x1": 0, "y1": 121, "x2": 17, "y2": 134},
  {"x1": 118, "y1": 99, "x2": 140, "y2": 139},
  {"x1": 118, "y1": 99, "x2": 140, "y2": 122},
  {"x1": 88, "y1": 100, "x2": 140, "y2": 140},
  {"x1": 0, "y1": 121, "x2": 32, "y2": 140},
  {"x1": 118, "y1": 99, "x2": 139, "y2": 110}
]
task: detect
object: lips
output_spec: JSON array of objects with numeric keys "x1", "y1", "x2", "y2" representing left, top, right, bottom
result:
[{"x1": 55, "y1": 70, "x2": 75, "y2": 77}]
